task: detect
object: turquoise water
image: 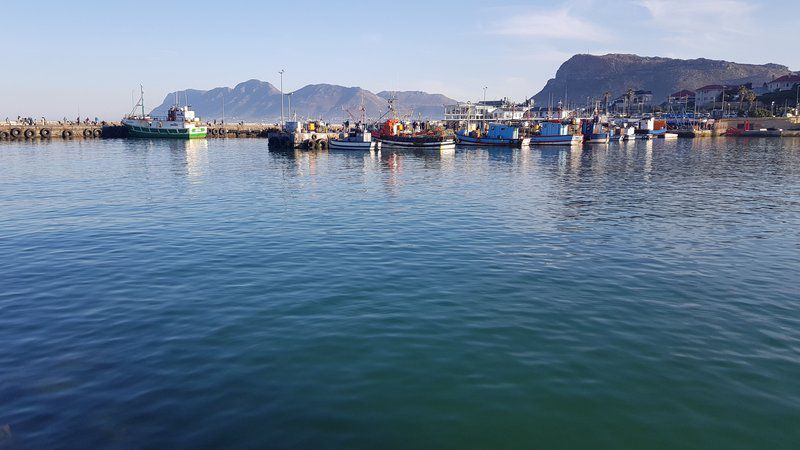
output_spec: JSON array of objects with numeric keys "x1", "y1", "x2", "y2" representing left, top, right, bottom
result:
[{"x1": 1, "y1": 138, "x2": 799, "y2": 449}]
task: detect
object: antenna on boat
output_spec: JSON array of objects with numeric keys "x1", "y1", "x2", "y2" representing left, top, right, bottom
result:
[{"x1": 140, "y1": 85, "x2": 145, "y2": 118}]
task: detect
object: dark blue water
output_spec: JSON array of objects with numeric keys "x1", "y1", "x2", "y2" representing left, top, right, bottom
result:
[{"x1": 1, "y1": 138, "x2": 799, "y2": 449}]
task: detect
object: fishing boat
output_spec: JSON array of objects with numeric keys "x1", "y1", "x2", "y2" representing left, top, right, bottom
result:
[
  {"x1": 329, "y1": 124, "x2": 381, "y2": 150},
  {"x1": 529, "y1": 121, "x2": 583, "y2": 146},
  {"x1": 373, "y1": 97, "x2": 455, "y2": 150},
  {"x1": 581, "y1": 117, "x2": 610, "y2": 144},
  {"x1": 122, "y1": 87, "x2": 207, "y2": 139},
  {"x1": 621, "y1": 124, "x2": 637, "y2": 141},
  {"x1": 456, "y1": 123, "x2": 530, "y2": 147},
  {"x1": 635, "y1": 118, "x2": 673, "y2": 139}
]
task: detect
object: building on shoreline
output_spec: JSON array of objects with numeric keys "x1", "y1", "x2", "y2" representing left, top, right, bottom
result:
[
  {"x1": 444, "y1": 99, "x2": 531, "y2": 127},
  {"x1": 695, "y1": 85, "x2": 725, "y2": 106},
  {"x1": 767, "y1": 75, "x2": 800, "y2": 92}
]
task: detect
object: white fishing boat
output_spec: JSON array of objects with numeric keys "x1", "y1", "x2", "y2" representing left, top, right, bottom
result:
[
  {"x1": 330, "y1": 101, "x2": 381, "y2": 150},
  {"x1": 330, "y1": 125, "x2": 381, "y2": 151},
  {"x1": 121, "y1": 86, "x2": 207, "y2": 139}
]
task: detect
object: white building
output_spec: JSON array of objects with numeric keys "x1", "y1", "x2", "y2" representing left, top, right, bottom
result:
[
  {"x1": 444, "y1": 102, "x2": 493, "y2": 124},
  {"x1": 767, "y1": 75, "x2": 800, "y2": 92},
  {"x1": 445, "y1": 99, "x2": 531, "y2": 125},
  {"x1": 489, "y1": 107, "x2": 525, "y2": 121},
  {"x1": 695, "y1": 85, "x2": 725, "y2": 106}
]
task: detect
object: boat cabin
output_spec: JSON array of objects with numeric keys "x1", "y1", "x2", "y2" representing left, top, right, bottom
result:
[
  {"x1": 540, "y1": 121, "x2": 570, "y2": 136},
  {"x1": 486, "y1": 123, "x2": 519, "y2": 140},
  {"x1": 167, "y1": 106, "x2": 196, "y2": 122}
]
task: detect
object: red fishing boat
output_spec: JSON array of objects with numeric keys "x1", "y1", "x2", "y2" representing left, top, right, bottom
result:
[{"x1": 372, "y1": 98, "x2": 455, "y2": 150}]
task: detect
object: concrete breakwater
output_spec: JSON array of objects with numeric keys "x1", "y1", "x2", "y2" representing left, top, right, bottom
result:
[
  {"x1": 0, "y1": 123, "x2": 106, "y2": 140},
  {"x1": 0, "y1": 123, "x2": 280, "y2": 140}
]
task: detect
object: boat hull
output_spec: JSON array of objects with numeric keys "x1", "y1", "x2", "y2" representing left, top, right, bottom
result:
[
  {"x1": 529, "y1": 135, "x2": 583, "y2": 146},
  {"x1": 329, "y1": 140, "x2": 380, "y2": 150},
  {"x1": 378, "y1": 137, "x2": 456, "y2": 150},
  {"x1": 584, "y1": 133, "x2": 610, "y2": 144},
  {"x1": 122, "y1": 122, "x2": 206, "y2": 139},
  {"x1": 456, "y1": 134, "x2": 530, "y2": 147}
]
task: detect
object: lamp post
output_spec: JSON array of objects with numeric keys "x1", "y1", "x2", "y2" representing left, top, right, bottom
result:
[
  {"x1": 279, "y1": 69, "x2": 285, "y2": 126},
  {"x1": 771, "y1": 101, "x2": 775, "y2": 117},
  {"x1": 796, "y1": 84, "x2": 799, "y2": 114},
  {"x1": 287, "y1": 92, "x2": 293, "y2": 121},
  {"x1": 483, "y1": 86, "x2": 487, "y2": 104}
]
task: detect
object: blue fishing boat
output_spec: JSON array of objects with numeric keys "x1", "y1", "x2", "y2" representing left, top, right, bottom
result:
[
  {"x1": 529, "y1": 121, "x2": 583, "y2": 146},
  {"x1": 581, "y1": 117, "x2": 610, "y2": 144},
  {"x1": 456, "y1": 123, "x2": 530, "y2": 147}
]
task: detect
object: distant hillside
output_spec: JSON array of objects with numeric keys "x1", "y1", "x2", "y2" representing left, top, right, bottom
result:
[
  {"x1": 151, "y1": 80, "x2": 457, "y2": 122},
  {"x1": 532, "y1": 54, "x2": 792, "y2": 105}
]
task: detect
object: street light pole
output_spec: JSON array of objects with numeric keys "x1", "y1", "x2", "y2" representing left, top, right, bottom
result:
[
  {"x1": 279, "y1": 69, "x2": 285, "y2": 126},
  {"x1": 483, "y1": 86, "x2": 487, "y2": 104},
  {"x1": 796, "y1": 84, "x2": 799, "y2": 114}
]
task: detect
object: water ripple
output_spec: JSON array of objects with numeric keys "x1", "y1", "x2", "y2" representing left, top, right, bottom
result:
[{"x1": 1, "y1": 138, "x2": 799, "y2": 448}]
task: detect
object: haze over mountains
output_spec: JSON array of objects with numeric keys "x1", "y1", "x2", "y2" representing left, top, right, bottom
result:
[
  {"x1": 533, "y1": 54, "x2": 792, "y2": 105},
  {"x1": 151, "y1": 80, "x2": 457, "y2": 122}
]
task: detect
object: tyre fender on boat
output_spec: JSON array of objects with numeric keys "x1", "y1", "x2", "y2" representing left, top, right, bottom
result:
[
  {"x1": 317, "y1": 139, "x2": 328, "y2": 150},
  {"x1": 10, "y1": 128, "x2": 21, "y2": 138},
  {"x1": 24, "y1": 129, "x2": 35, "y2": 139},
  {"x1": 93, "y1": 129, "x2": 101, "y2": 138},
  {"x1": 218, "y1": 128, "x2": 225, "y2": 136},
  {"x1": 0, "y1": 131, "x2": 9, "y2": 139},
  {"x1": 40, "y1": 128, "x2": 51, "y2": 138},
  {"x1": 83, "y1": 129, "x2": 92, "y2": 138},
  {"x1": 62, "y1": 129, "x2": 74, "y2": 139}
]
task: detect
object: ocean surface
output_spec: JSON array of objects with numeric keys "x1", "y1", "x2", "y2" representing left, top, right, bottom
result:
[{"x1": 1, "y1": 137, "x2": 799, "y2": 449}]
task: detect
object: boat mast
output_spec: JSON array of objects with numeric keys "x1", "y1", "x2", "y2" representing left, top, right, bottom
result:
[{"x1": 140, "y1": 85, "x2": 145, "y2": 118}]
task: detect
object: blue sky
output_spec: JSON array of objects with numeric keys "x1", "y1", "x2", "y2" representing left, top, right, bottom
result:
[{"x1": 1, "y1": 0, "x2": 797, "y2": 119}]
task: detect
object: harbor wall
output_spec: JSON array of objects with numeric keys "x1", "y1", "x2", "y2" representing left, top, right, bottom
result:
[{"x1": 0, "y1": 123, "x2": 281, "y2": 140}]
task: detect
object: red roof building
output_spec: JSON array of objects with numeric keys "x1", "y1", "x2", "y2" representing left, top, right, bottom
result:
[
  {"x1": 669, "y1": 89, "x2": 696, "y2": 101},
  {"x1": 767, "y1": 75, "x2": 800, "y2": 92}
]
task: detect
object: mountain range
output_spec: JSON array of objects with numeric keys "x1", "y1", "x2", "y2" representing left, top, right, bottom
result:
[
  {"x1": 532, "y1": 54, "x2": 792, "y2": 105},
  {"x1": 153, "y1": 54, "x2": 795, "y2": 122},
  {"x1": 151, "y1": 80, "x2": 457, "y2": 122}
]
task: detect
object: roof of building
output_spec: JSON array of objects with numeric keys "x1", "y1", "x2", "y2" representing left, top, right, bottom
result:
[
  {"x1": 696, "y1": 85, "x2": 724, "y2": 92},
  {"x1": 634, "y1": 90, "x2": 653, "y2": 95},
  {"x1": 670, "y1": 89, "x2": 696, "y2": 97},
  {"x1": 770, "y1": 74, "x2": 800, "y2": 84}
]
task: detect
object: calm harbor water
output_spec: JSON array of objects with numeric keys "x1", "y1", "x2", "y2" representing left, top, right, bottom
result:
[{"x1": 1, "y1": 137, "x2": 799, "y2": 449}]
